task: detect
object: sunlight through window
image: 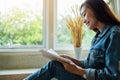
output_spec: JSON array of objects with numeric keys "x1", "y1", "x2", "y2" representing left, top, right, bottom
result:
[{"x1": 0, "y1": 0, "x2": 43, "y2": 48}]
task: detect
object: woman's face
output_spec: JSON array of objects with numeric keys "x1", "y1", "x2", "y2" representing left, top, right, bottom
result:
[{"x1": 80, "y1": 6, "x2": 98, "y2": 30}]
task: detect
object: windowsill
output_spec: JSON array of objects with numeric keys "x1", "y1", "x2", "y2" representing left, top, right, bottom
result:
[
  {"x1": 0, "y1": 48, "x2": 89, "y2": 70},
  {"x1": 0, "y1": 46, "x2": 90, "y2": 53},
  {"x1": 0, "y1": 48, "x2": 41, "y2": 53}
]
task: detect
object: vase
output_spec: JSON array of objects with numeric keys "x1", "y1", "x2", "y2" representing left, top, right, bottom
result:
[{"x1": 74, "y1": 47, "x2": 82, "y2": 60}]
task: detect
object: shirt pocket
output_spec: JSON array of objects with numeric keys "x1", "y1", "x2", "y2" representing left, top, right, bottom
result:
[{"x1": 89, "y1": 49, "x2": 105, "y2": 69}]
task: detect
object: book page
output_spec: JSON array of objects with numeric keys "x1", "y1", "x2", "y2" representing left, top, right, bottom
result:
[{"x1": 41, "y1": 49, "x2": 72, "y2": 63}]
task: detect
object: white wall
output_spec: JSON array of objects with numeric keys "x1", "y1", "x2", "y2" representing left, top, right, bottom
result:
[{"x1": 0, "y1": 50, "x2": 88, "y2": 70}]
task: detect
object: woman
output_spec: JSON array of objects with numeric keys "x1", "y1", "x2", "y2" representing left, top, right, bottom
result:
[{"x1": 24, "y1": 0, "x2": 120, "y2": 80}]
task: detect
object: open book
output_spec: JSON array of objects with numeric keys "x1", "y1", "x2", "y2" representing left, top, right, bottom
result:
[{"x1": 40, "y1": 49, "x2": 72, "y2": 63}]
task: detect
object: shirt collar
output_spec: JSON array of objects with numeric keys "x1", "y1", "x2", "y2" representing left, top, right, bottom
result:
[{"x1": 98, "y1": 25, "x2": 111, "y2": 38}]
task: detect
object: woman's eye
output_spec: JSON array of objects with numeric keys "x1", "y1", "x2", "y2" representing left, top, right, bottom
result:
[{"x1": 83, "y1": 13, "x2": 86, "y2": 17}]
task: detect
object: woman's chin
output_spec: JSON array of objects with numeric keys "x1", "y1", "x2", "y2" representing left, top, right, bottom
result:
[
  {"x1": 88, "y1": 27, "x2": 94, "y2": 30},
  {"x1": 88, "y1": 26, "x2": 92, "y2": 29}
]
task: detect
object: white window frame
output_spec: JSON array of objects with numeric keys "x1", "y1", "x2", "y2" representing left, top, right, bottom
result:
[
  {"x1": 0, "y1": 0, "x2": 90, "y2": 52},
  {"x1": 0, "y1": 0, "x2": 48, "y2": 52}
]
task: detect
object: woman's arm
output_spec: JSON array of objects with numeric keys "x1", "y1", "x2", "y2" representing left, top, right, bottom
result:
[
  {"x1": 85, "y1": 31, "x2": 120, "y2": 80},
  {"x1": 95, "y1": 31, "x2": 120, "y2": 80}
]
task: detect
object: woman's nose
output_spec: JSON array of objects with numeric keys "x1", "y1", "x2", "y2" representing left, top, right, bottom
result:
[{"x1": 83, "y1": 19, "x2": 87, "y2": 23}]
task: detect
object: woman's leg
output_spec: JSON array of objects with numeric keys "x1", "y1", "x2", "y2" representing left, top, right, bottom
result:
[{"x1": 24, "y1": 60, "x2": 86, "y2": 80}]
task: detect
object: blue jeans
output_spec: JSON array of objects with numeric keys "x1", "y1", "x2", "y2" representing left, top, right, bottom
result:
[{"x1": 24, "y1": 60, "x2": 86, "y2": 80}]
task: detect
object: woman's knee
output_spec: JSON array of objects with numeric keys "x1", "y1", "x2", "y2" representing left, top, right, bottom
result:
[{"x1": 48, "y1": 60, "x2": 64, "y2": 70}]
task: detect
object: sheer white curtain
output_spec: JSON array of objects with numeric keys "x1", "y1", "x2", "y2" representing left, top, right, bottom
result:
[{"x1": 109, "y1": 0, "x2": 120, "y2": 17}]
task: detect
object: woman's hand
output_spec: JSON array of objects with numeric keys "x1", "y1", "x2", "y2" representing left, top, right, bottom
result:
[
  {"x1": 57, "y1": 56, "x2": 86, "y2": 76},
  {"x1": 60, "y1": 54, "x2": 71, "y2": 59},
  {"x1": 60, "y1": 54, "x2": 81, "y2": 66}
]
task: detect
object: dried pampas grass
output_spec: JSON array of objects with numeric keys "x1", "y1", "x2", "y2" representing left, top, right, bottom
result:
[{"x1": 66, "y1": 5, "x2": 83, "y2": 47}]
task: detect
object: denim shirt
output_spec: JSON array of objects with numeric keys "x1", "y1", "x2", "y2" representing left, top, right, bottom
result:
[{"x1": 81, "y1": 25, "x2": 120, "y2": 80}]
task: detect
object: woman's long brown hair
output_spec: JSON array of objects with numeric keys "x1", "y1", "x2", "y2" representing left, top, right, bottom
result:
[{"x1": 80, "y1": 0, "x2": 120, "y2": 25}]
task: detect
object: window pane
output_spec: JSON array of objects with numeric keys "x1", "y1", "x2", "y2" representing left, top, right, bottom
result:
[
  {"x1": 0, "y1": 0, "x2": 43, "y2": 48},
  {"x1": 56, "y1": 0, "x2": 95, "y2": 48}
]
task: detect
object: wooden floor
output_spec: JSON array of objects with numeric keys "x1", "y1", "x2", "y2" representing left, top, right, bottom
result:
[
  {"x1": 0, "y1": 74, "x2": 30, "y2": 80},
  {"x1": 0, "y1": 69, "x2": 37, "y2": 80},
  {"x1": 0, "y1": 69, "x2": 58, "y2": 80}
]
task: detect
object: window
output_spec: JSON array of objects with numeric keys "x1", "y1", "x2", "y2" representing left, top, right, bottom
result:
[
  {"x1": 55, "y1": 0, "x2": 95, "y2": 50},
  {"x1": 0, "y1": 0, "x2": 95, "y2": 51},
  {"x1": 0, "y1": 0, "x2": 43, "y2": 49}
]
